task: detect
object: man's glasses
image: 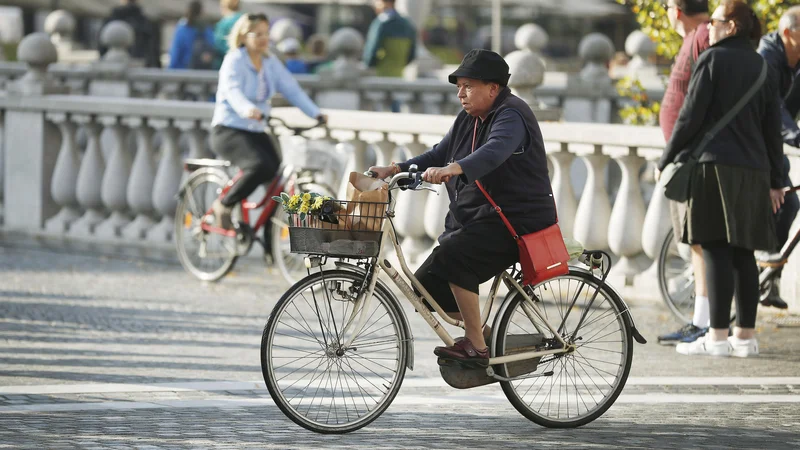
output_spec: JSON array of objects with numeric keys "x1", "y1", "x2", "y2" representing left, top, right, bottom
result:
[{"x1": 246, "y1": 32, "x2": 269, "y2": 39}]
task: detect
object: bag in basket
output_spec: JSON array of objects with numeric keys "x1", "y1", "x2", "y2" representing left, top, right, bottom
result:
[{"x1": 345, "y1": 172, "x2": 388, "y2": 231}]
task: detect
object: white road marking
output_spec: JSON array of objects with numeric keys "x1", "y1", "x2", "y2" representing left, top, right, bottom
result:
[{"x1": 2, "y1": 377, "x2": 799, "y2": 396}]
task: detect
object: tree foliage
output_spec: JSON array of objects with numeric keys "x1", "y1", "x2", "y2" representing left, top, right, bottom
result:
[{"x1": 617, "y1": 0, "x2": 790, "y2": 60}]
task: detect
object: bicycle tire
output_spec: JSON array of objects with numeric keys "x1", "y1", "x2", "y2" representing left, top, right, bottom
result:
[
  {"x1": 261, "y1": 270, "x2": 409, "y2": 434},
  {"x1": 493, "y1": 269, "x2": 633, "y2": 428},
  {"x1": 174, "y1": 170, "x2": 239, "y2": 282},
  {"x1": 657, "y1": 228, "x2": 695, "y2": 323}
]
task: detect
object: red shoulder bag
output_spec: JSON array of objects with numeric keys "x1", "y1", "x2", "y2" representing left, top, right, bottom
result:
[{"x1": 469, "y1": 118, "x2": 570, "y2": 286}]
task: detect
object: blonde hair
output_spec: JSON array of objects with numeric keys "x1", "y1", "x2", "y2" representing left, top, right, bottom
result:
[
  {"x1": 220, "y1": 0, "x2": 240, "y2": 11},
  {"x1": 227, "y1": 13, "x2": 269, "y2": 52}
]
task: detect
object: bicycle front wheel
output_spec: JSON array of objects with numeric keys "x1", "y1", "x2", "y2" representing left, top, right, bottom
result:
[
  {"x1": 493, "y1": 269, "x2": 633, "y2": 428},
  {"x1": 261, "y1": 270, "x2": 408, "y2": 434}
]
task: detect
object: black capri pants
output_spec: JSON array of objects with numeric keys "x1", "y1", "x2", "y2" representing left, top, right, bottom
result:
[
  {"x1": 414, "y1": 219, "x2": 520, "y2": 314},
  {"x1": 211, "y1": 125, "x2": 280, "y2": 206}
]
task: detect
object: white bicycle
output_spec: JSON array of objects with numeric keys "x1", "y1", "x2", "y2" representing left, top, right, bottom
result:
[{"x1": 260, "y1": 166, "x2": 647, "y2": 433}]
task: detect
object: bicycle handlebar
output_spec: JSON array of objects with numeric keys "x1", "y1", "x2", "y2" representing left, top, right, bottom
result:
[
  {"x1": 365, "y1": 164, "x2": 432, "y2": 192},
  {"x1": 266, "y1": 116, "x2": 326, "y2": 136}
]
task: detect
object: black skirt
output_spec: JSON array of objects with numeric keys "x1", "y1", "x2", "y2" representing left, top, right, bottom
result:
[{"x1": 670, "y1": 163, "x2": 776, "y2": 251}]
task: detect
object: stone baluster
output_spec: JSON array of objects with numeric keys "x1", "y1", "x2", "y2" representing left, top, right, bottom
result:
[
  {"x1": 121, "y1": 117, "x2": 157, "y2": 239},
  {"x1": 640, "y1": 160, "x2": 673, "y2": 278},
  {"x1": 372, "y1": 134, "x2": 395, "y2": 167},
  {"x1": 44, "y1": 113, "x2": 82, "y2": 232},
  {"x1": 91, "y1": 21, "x2": 136, "y2": 98},
  {"x1": 315, "y1": 28, "x2": 364, "y2": 110},
  {"x1": 563, "y1": 33, "x2": 615, "y2": 123},
  {"x1": 506, "y1": 24, "x2": 547, "y2": 110},
  {"x1": 423, "y1": 183, "x2": 448, "y2": 245},
  {"x1": 70, "y1": 116, "x2": 107, "y2": 235},
  {"x1": 362, "y1": 91, "x2": 389, "y2": 112},
  {"x1": 607, "y1": 148, "x2": 648, "y2": 281},
  {"x1": 573, "y1": 145, "x2": 611, "y2": 251},
  {"x1": 0, "y1": 110, "x2": 4, "y2": 221},
  {"x1": 147, "y1": 120, "x2": 183, "y2": 242},
  {"x1": 418, "y1": 92, "x2": 444, "y2": 115},
  {"x1": 549, "y1": 143, "x2": 578, "y2": 239},
  {"x1": 349, "y1": 134, "x2": 370, "y2": 175},
  {"x1": 393, "y1": 136, "x2": 431, "y2": 264},
  {"x1": 624, "y1": 30, "x2": 657, "y2": 78},
  {"x1": 94, "y1": 117, "x2": 133, "y2": 238},
  {"x1": 182, "y1": 121, "x2": 212, "y2": 159},
  {"x1": 44, "y1": 10, "x2": 77, "y2": 56},
  {"x1": 3, "y1": 33, "x2": 65, "y2": 230}
]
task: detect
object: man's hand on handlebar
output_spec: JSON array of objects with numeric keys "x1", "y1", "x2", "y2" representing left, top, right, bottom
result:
[
  {"x1": 316, "y1": 114, "x2": 328, "y2": 125},
  {"x1": 423, "y1": 163, "x2": 463, "y2": 185}
]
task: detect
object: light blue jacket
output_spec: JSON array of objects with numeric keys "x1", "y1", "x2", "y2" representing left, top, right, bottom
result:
[{"x1": 211, "y1": 47, "x2": 321, "y2": 132}]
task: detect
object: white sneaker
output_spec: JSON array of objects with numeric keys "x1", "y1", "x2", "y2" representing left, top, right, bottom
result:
[
  {"x1": 676, "y1": 336, "x2": 731, "y2": 357},
  {"x1": 728, "y1": 336, "x2": 759, "y2": 358}
]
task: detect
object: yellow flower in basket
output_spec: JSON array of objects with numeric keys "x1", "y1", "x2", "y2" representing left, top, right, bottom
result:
[
  {"x1": 302, "y1": 192, "x2": 312, "y2": 202},
  {"x1": 299, "y1": 201, "x2": 310, "y2": 214}
]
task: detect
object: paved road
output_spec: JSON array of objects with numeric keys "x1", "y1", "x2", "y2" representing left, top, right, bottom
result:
[{"x1": 1, "y1": 242, "x2": 800, "y2": 449}]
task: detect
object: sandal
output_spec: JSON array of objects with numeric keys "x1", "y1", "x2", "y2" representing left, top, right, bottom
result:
[{"x1": 434, "y1": 337, "x2": 489, "y2": 367}]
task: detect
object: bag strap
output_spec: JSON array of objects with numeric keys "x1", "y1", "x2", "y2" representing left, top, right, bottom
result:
[
  {"x1": 689, "y1": 59, "x2": 767, "y2": 159},
  {"x1": 470, "y1": 118, "x2": 559, "y2": 240},
  {"x1": 471, "y1": 119, "x2": 520, "y2": 239}
]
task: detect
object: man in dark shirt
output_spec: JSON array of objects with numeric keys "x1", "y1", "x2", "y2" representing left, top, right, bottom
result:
[
  {"x1": 756, "y1": 5, "x2": 800, "y2": 309},
  {"x1": 658, "y1": 0, "x2": 712, "y2": 345},
  {"x1": 368, "y1": 50, "x2": 555, "y2": 366}
]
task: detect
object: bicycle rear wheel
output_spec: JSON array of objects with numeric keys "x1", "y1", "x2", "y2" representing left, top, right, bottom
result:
[
  {"x1": 174, "y1": 171, "x2": 239, "y2": 282},
  {"x1": 657, "y1": 228, "x2": 695, "y2": 322},
  {"x1": 493, "y1": 269, "x2": 633, "y2": 428},
  {"x1": 261, "y1": 270, "x2": 408, "y2": 433}
]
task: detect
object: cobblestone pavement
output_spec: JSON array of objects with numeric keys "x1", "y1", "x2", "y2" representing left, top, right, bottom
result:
[{"x1": 2, "y1": 242, "x2": 800, "y2": 449}]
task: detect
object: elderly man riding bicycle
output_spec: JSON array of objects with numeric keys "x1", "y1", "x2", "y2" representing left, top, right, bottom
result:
[{"x1": 369, "y1": 49, "x2": 557, "y2": 366}]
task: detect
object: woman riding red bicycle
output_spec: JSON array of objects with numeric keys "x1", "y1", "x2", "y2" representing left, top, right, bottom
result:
[{"x1": 210, "y1": 13, "x2": 327, "y2": 229}]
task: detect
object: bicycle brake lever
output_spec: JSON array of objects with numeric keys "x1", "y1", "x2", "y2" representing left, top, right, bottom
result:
[{"x1": 418, "y1": 182, "x2": 438, "y2": 194}]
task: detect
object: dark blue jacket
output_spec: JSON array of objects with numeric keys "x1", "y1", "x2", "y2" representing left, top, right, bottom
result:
[
  {"x1": 168, "y1": 19, "x2": 215, "y2": 69},
  {"x1": 757, "y1": 32, "x2": 800, "y2": 148},
  {"x1": 399, "y1": 87, "x2": 556, "y2": 241}
]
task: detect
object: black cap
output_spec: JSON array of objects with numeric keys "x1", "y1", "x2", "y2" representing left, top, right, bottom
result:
[{"x1": 448, "y1": 49, "x2": 511, "y2": 86}]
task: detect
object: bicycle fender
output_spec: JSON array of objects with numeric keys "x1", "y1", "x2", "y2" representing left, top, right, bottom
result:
[
  {"x1": 334, "y1": 261, "x2": 415, "y2": 370},
  {"x1": 569, "y1": 267, "x2": 647, "y2": 345}
]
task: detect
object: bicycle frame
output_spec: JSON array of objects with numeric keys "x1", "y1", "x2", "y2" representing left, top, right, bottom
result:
[
  {"x1": 199, "y1": 165, "x2": 298, "y2": 238},
  {"x1": 334, "y1": 173, "x2": 573, "y2": 368},
  {"x1": 757, "y1": 185, "x2": 800, "y2": 282}
]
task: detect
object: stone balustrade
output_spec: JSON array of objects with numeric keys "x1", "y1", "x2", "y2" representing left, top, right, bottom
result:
[{"x1": 4, "y1": 88, "x2": 800, "y2": 309}]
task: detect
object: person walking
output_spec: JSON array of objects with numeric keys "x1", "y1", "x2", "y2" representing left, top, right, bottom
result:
[
  {"x1": 209, "y1": 14, "x2": 327, "y2": 228},
  {"x1": 362, "y1": 0, "x2": 417, "y2": 78},
  {"x1": 755, "y1": 5, "x2": 800, "y2": 309},
  {"x1": 101, "y1": 0, "x2": 162, "y2": 68},
  {"x1": 213, "y1": 0, "x2": 244, "y2": 58},
  {"x1": 658, "y1": 0, "x2": 784, "y2": 358},
  {"x1": 168, "y1": 0, "x2": 216, "y2": 70},
  {"x1": 657, "y1": 0, "x2": 713, "y2": 346}
]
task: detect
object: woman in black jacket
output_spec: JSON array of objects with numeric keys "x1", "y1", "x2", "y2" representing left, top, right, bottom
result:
[{"x1": 658, "y1": 0, "x2": 785, "y2": 358}]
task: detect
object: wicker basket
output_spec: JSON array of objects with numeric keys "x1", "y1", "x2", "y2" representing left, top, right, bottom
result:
[{"x1": 287, "y1": 199, "x2": 387, "y2": 258}]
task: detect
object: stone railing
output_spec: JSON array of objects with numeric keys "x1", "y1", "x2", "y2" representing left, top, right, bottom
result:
[
  {"x1": 0, "y1": 12, "x2": 668, "y2": 122},
  {"x1": 4, "y1": 87, "x2": 800, "y2": 308}
]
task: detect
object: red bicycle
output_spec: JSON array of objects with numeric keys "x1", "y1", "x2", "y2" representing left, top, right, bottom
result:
[{"x1": 174, "y1": 117, "x2": 334, "y2": 284}]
